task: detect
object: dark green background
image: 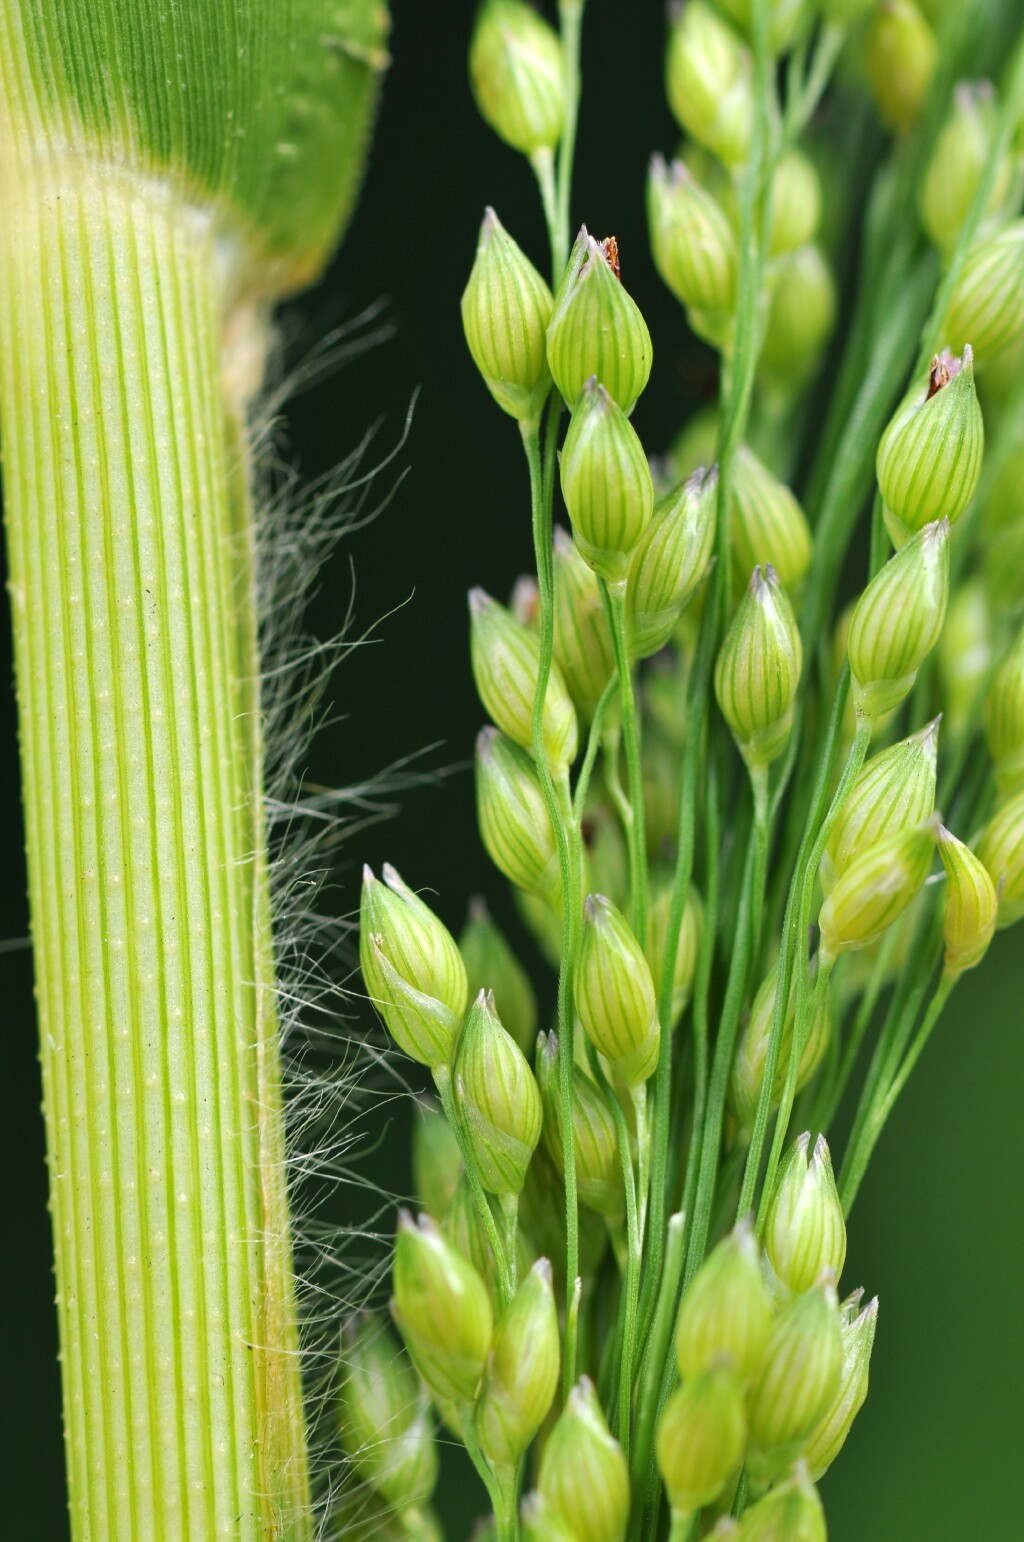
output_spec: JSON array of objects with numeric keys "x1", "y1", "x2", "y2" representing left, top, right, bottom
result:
[{"x1": 1, "y1": 3, "x2": 1021, "y2": 1536}]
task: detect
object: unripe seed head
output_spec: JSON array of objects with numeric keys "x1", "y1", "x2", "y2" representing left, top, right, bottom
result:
[
  {"x1": 412, "y1": 1102, "x2": 462, "y2": 1223},
  {"x1": 537, "y1": 1031, "x2": 623, "y2": 1216},
  {"x1": 764, "y1": 1133, "x2": 847, "y2": 1296},
  {"x1": 560, "y1": 378, "x2": 655, "y2": 583},
  {"x1": 715, "y1": 565, "x2": 803, "y2": 770},
  {"x1": 746, "y1": 1278, "x2": 844, "y2": 1486},
  {"x1": 538, "y1": 1377, "x2": 630, "y2": 1542},
  {"x1": 461, "y1": 209, "x2": 554, "y2": 422},
  {"x1": 339, "y1": 1315, "x2": 437, "y2": 1509},
  {"x1": 730, "y1": 449, "x2": 812, "y2": 598},
  {"x1": 628, "y1": 464, "x2": 718, "y2": 658},
  {"x1": 759, "y1": 244, "x2": 836, "y2": 390},
  {"x1": 937, "y1": 825, "x2": 998, "y2": 974},
  {"x1": 477, "y1": 1258, "x2": 560, "y2": 1468},
  {"x1": 944, "y1": 220, "x2": 1024, "y2": 365},
  {"x1": 804, "y1": 1291, "x2": 879, "y2": 1480},
  {"x1": 766, "y1": 148, "x2": 822, "y2": 256},
  {"x1": 455, "y1": 990, "x2": 542, "y2": 1196},
  {"x1": 877, "y1": 347, "x2": 983, "y2": 547},
  {"x1": 665, "y1": 2, "x2": 753, "y2": 168},
  {"x1": 360, "y1": 864, "x2": 468, "y2": 1068},
  {"x1": 547, "y1": 227, "x2": 653, "y2": 414},
  {"x1": 646, "y1": 875, "x2": 704, "y2": 1030},
  {"x1": 469, "y1": 586, "x2": 578, "y2": 770},
  {"x1": 647, "y1": 155, "x2": 738, "y2": 322},
  {"x1": 730, "y1": 1465, "x2": 827, "y2": 1542},
  {"x1": 469, "y1": 0, "x2": 565, "y2": 155},
  {"x1": 521, "y1": 1492, "x2": 580, "y2": 1542},
  {"x1": 553, "y1": 525, "x2": 617, "y2": 719},
  {"x1": 476, "y1": 728, "x2": 561, "y2": 902},
  {"x1": 821, "y1": 717, "x2": 940, "y2": 896},
  {"x1": 939, "y1": 580, "x2": 992, "y2": 739},
  {"x1": 459, "y1": 897, "x2": 538, "y2": 1055},
  {"x1": 391, "y1": 1211, "x2": 494, "y2": 1405},
  {"x1": 919, "y1": 81, "x2": 1009, "y2": 255},
  {"x1": 818, "y1": 819, "x2": 938, "y2": 962},
  {"x1": 865, "y1": 0, "x2": 937, "y2": 135},
  {"x1": 575, "y1": 893, "x2": 661, "y2": 1086},
  {"x1": 848, "y1": 518, "x2": 950, "y2": 721},
  {"x1": 657, "y1": 1364, "x2": 748, "y2": 1521},
  {"x1": 729, "y1": 962, "x2": 833, "y2": 1137},
  {"x1": 976, "y1": 790, "x2": 1024, "y2": 928},
  {"x1": 676, "y1": 1218, "x2": 775, "y2": 1383},
  {"x1": 986, "y1": 626, "x2": 1024, "y2": 798}
]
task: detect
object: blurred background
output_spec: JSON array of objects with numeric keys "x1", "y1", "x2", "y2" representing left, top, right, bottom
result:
[{"x1": 1, "y1": 2, "x2": 1021, "y2": 1535}]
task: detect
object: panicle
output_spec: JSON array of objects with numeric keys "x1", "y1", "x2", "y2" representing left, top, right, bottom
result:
[
  {"x1": 763, "y1": 1133, "x2": 847, "y2": 1296},
  {"x1": 714, "y1": 565, "x2": 803, "y2": 771},
  {"x1": 391, "y1": 1211, "x2": 494, "y2": 1405},
  {"x1": 729, "y1": 962, "x2": 833, "y2": 1137},
  {"x1": 469, "y1": 586, "x2": 578, "y2": 770},
  {"x1": 459, "y1": 897, "x2": 538, "y2": 1055},
  {"x1": 537, "y1": 1030, "x2": 623, "y2": 1216},
  {"x1": 976, "y1": 789, "x2": 1024, "y2": 928},
  {"x1": 647, "y1": 156, "x2": 738, "y2": 339},
  {"x1": 876, "y1": 347, "x2": 983, "y2": 547},
  {"x1": 864, "y1": 0, "x2": 937, "y2": 135},
  {"x1": 818, "y1": 820, "x2": 938, "y2": 963},
  {"x1": 821, "y1": 717, "x2": 940, "y2": 896},
  {"x1": 937, "y1": 826, "x2": 998, "y2": 975},
  {"x1": 553, "y1": 524, "x2": 617, "y2": 718},
  {"x1": 547, "y1": 226, "x2": 653, "y2": 413},
  {"x1": 730, "y1": 448, "x2": 812, "y2": 597},
  {"x1": 676, "y1": 1218, "x2": 775, "y2": 1383},
  {"x1": 475, "y1": 728, "x2": 561, "y2": 904},
  {"x1": 657, "y1": 1364, "x2": 747, "y2": 1523},
  {"x1": 575, "y1": 893, "x2": 661, "y2": 1086},
  {"x1": 985, "y1": 625, "x2": 1024, "y2": 797},
  {"x1": 477, "y1": 1258, "x2": 560, "y2": 1468},
  {"x1": 538, "y1": 1377, "x2": 630, "y2": 1542},
  {"x1": 559, "y1": 377, "x2": 655, "y2": 583},
  {"x1": 665, "y1": 2, "x2": 753, "y2": 168},
  {"x1": 804, "y1": 1292, "x2": 879, "y2": 1479},
  {"x1": 848, "y1": 518, "x2": 950, "y2": 722},
  {"x1": 455, "y1": 990, "x2": 542, "y2": 1196},
  {"x1": 339, "y1": 1314, "x2": 437, "y2": 1511},
  {"x1": 461, "y1": 209, "x2": 554, "y2": 423},
  {"x1": 360, "y1": 864, "x2": 469, "y2": 1068},
  {"x1": 412, "y1": 1102, "x2": 462, "y2": 1222},
  {"x1": 469, "y1": 0, "x2": 565, "y2": 156},
  {"x1": 628, "y1": 464, "x2": 718, "y2": 658},
  {"x1": 943, "y1": 220, "x2": 1024, "y2": 365},
  {"x1": 746, "y1": 1277, "x2": 844, "y2": 1486}
]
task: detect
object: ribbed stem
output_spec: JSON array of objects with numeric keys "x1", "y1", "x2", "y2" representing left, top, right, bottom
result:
[{"x1": 0, "y1": 151, "x2": 309, "y2": 1539}]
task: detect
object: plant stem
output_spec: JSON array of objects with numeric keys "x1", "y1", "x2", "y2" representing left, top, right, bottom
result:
[
  {"x1": 628, "y1": 1212, "x2": 686, "y2": 1542},
  {"x1": 600, "y1": 579, "x2": 648, "y2": 946},
  {"x1": 521, "y1": 414, "x2": 581, "y2": 1395},
  {"x1": 0, "y1": 159, "x2": 310, "y2": 1538},
  {"x1": 555, "y1": 0, "x2": 587, "y2": 277}
]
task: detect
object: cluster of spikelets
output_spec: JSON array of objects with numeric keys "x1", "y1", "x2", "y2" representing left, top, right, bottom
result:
[{"x1": 339, "y1": 0, "x2": 1024, "y2": 1538}]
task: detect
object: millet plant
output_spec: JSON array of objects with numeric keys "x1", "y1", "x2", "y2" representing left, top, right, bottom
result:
[{"x1": 353, "y1": 2, "x2": 1024, "y2": 1541}]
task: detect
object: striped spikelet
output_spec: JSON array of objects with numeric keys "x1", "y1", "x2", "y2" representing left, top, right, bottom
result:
[
  {"x1": 559, "y1": 378, "x2": 655, "y2": 582},
  {"x1": 574, "y1": 893, "x2": 660, "y2": 1087},
  {"x1": 714, "y1": 564, "x2": 803, "y2": 770},
  {"x1": 848, "y1": 519, "x2": 950, "y2": 721}
]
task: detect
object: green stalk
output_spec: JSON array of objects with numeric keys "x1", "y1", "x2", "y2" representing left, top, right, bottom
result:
[
  {"x1": 600, "y1": 580, "x2": 649, "y2": 947},
  {"x1": 0, "y1": 160, "x2": 309, "y2": 1540}
]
